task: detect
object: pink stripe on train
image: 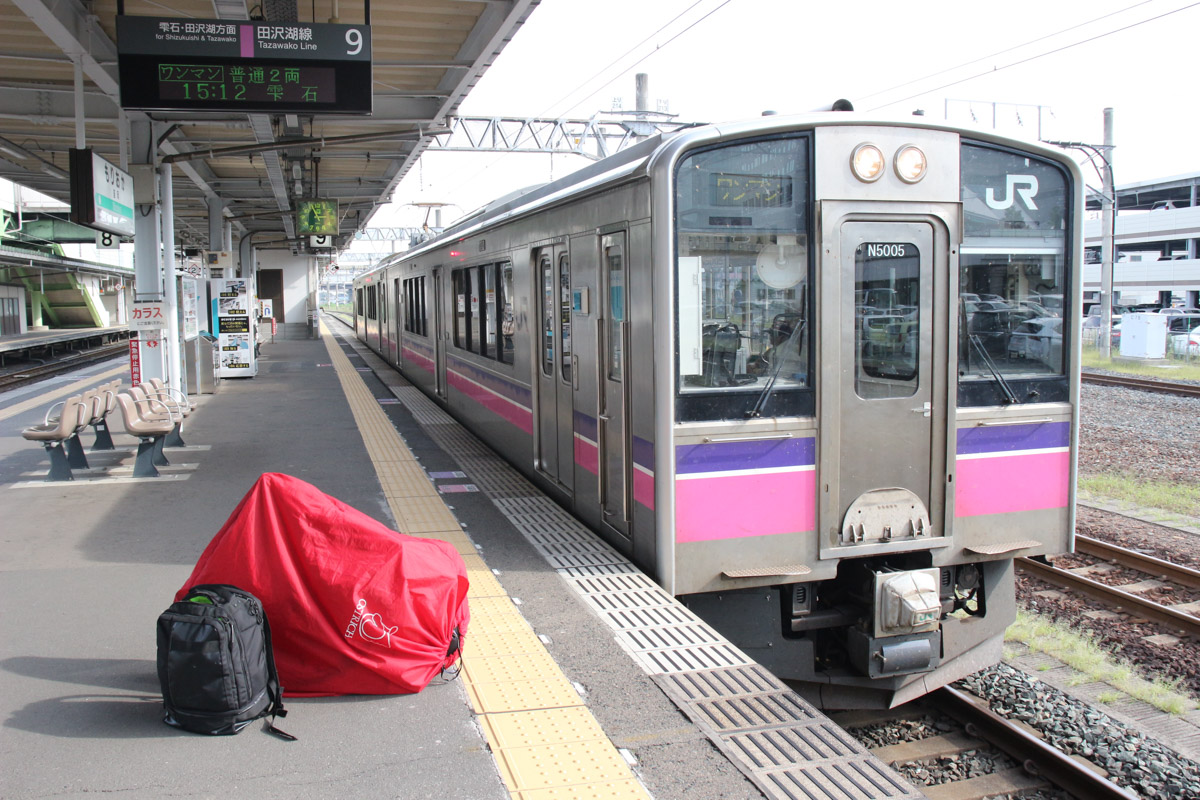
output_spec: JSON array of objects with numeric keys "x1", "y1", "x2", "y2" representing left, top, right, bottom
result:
[
  {"x1": 676, "y1": 468, "x2": 816, "y2": 542},
  {"x1": 955, "y1": 450, "x2": 1070, "y2": 517},
  {"x1": 446, "y1": 368, "x2": 533, "y2": 434}
]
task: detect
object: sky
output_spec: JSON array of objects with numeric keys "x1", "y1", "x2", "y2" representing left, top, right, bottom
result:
[{"x1": 362, "y1": 0, "x2": 1199, "y2": 239}]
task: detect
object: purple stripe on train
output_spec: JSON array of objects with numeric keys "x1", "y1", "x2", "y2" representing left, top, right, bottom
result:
[
  {"x1": 956, "y1": 421, "x2": 1069, "y2": 455},
  {"x1": 677, "y1": 436, "x2": 816, "y2": 475},
  {"x1": 675, "y1": 437, "x2": 817, "y2": 542},
  {"x1": 955, "y1": 421, "x2": 1071, "y2": 517}
]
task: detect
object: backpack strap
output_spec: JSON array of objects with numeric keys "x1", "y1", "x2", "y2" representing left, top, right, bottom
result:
[{"x1": 259, "y1": 610, "x2": 297, "y2": 741}]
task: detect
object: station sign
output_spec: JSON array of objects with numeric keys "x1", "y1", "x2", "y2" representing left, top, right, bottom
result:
[
  {"x1": 116, "y1": 16, "x2": 372, "y2": 115},
  {"x1": 69, "y1": 148, "x2": 135, "y2": 238},
  {"x1": 131, "y1": 300, "x2": 168, "y2": 331}
]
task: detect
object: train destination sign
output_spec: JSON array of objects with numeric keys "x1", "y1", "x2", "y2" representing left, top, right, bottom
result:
[{"x1": 116, "y1": 16, "x2": 372, "y2": 114}]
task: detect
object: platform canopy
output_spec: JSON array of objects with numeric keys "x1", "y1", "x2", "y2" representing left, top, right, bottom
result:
[{"x1": 0, "y1": 0, "x2": 540, "y2": 252}]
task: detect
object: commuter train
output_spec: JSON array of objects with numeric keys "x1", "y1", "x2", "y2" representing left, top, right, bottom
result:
[{"x1": 354, "y1": 113, "x2": 1082, "y2": 708}]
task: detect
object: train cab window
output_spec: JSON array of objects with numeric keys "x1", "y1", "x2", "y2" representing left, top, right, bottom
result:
[
  {"x1": 854, "y1": 243, "x2": 920, "y2": 399},
  {"x1": 959, "y1": 143, "x2": 1072, "y2": 406},
  {"x1": 674, "y1": 134, "x2": 813, "y2": 421}
]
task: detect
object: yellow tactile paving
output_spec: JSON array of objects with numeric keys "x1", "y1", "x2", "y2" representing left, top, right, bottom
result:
[
  {"x1": 410, "y1": 528, "x2": 477, "y2": 555},
  {"x1": 514, "y1": 780, "x2": 650, "y2": 800},
  {"x1": 461, "y1": 646, "x2": 564, "y2": 685},
  {"x1": 494, "y1": 740, "x2": 639, "y2": 793},
  {"x1": 480, "y1": 707, "x2": 610, "y2": 750},
  {"x1": 321, "y1": 322, "x2": 650, "y2": 800},
  {"x1": 469, "y1": 596, "x2": 535, "y2": 632}
]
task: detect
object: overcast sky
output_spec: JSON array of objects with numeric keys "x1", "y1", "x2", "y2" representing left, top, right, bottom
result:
[{"x1": 365, "y1": 0, "x2": 1197, "y2": 235}]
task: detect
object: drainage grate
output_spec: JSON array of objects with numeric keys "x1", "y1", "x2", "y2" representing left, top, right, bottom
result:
[{"x1": 379, "y1": 369, "x2": 927, "y2": 800}]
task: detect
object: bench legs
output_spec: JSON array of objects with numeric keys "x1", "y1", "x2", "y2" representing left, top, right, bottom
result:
[
  {"x1": 91, "y1": 420, "x2": 116, "y2": 451},
  {"x1": 41, "y1": 442, "x2": 75, "y2": 482},
  {"x1": 164, "y1": 421, "x2": 186, "y2": 449},
  {"x1": 65, "y1": 434, "x2": 90, "y2": 469},
  {"x1": 133, "y1": 437, "x2": 164, "y2": 477}
]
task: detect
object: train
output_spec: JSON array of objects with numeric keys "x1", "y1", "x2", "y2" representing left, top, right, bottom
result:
[{"x1": 353, "y1": 112, "x2": 1082, "y2": 708}]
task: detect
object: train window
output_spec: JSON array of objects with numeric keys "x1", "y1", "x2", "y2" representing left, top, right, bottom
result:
[
  {"x1": 453, "y1": 269, "x2": 469, "y2": 349},
  {"x1": 482, "y1": 266, "x2": 496, "y2": 359},
  {"x1": 541, "y1": 255, "x2": 554, "y2": 376},
  {"x1": 418, "y1": 275, "x2": 427, "y2": 337},
  {"x1": 500, "y1": 263, "x2": 514, "y2": 364},
  {"x1": 605, "y1": 241, "x2": 624, "y2": 381},
  {"x1": 854, "y1": 243, "x2": 920, "y2": 399},
  {"x1": 560, "y1": 254, "x2": 572, "y2": 384},
  {"x1": 674, "y1": 134, "x2": 813, "y2": 421},
  {"x1": 959, "y1": 142, "x2": 1072, "y2": 406},
  {"x1": 470, "y1": 267, "x2": 484, "y2": 352}
]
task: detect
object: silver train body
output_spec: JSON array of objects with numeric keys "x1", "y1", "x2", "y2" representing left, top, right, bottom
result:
[{"x1": 354, "y1": 115, "x2": 1082, "y2": 708}]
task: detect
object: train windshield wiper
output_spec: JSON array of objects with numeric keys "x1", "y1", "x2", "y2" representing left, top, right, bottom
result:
[
  {"x1": 747, "y1": 321, "x2": 805, "y2": 418},
  {"x1": 969, "y1": 334, "x2": 1020, "y2": 404}
]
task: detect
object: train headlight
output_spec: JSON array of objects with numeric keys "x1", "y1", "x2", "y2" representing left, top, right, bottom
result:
[
  {"x1": 850, "y1": 143, "x2": 885, "y2": 183},
  {"x1": 894, "y1": 145, "x2": 928, "y2": 183}
]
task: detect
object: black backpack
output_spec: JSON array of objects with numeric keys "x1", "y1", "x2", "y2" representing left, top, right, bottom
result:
[{"x1": 156, "y1": 584, "x2": 294, "y2": 739}]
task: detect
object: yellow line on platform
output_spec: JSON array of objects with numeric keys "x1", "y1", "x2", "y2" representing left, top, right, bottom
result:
[
  {"x1": 320, "y1": 322, "x2": 650, "y2": 800},
  {"x1": 0, "y1": 363, "x2": 127, "y2": 422}
]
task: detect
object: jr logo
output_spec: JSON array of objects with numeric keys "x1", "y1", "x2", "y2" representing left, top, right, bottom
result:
[{"x1": 985, "y1": 174, "x2": 1039, "y2": 211}]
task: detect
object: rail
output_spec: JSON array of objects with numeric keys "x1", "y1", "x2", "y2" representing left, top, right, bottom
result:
[
  {"x1": 1017, "y1": 556, "x2": 1200, "y2": 638},
  {"x1": 1081, "y1": 371, "x2": 1200, "y2": 399},
  {"x1": 932, "y1": 686, "x2": 1140, "y2": 800},
  {"x1": 1076, "y1": 534, "x2": 1200, "y2": 591}
]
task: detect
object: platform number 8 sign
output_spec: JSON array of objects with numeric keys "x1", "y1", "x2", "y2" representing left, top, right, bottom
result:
[{"x1": 96, "y1": 230, "x2": 121, "y2": 249}]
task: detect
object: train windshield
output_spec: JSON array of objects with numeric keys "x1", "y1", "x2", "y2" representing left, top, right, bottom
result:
[
  {"x1": 959, "y1": 143, "x2": 1072, "y2": 405},
  {"x1": 674, "y1": 135, "x2": 812, "y2": 421}
]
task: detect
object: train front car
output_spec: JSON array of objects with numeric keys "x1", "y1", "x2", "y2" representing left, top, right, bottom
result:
[{"x1": 654, "y1": 120, "x2": 1081, "y2": 709}]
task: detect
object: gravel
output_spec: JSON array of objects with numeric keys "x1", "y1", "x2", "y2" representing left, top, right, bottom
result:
[
  {"x1": 958, "y1": 664, "x2": 1200, "y2": 800},
  {"x1": 1019, "y1": 384, "x2": 1200, "y2": 698},
  {"x1": 1077, "y1": 383, "x2": 1200, "y2": 489}
]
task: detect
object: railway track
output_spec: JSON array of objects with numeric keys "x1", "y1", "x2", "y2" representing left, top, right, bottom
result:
[
  {"x1": 0, "y1": 342, "x2": 128, "y2": 393},
  {"x1": 838, "y1": 687, "x2": 1139, "y2": 799},
  {"x1": 1081, "y1": 371, "x2": 1200, "y2": 399},
  {"x1": 1017, "y1": 542, "x2": 1200, "y2": 639}
]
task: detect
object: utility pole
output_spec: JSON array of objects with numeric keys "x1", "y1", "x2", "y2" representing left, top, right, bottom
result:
[
  {"x1": 1043, "y1": 109, "x2": 1116, "y2": 357},
  {"x1": 1099, "y1": 108, "x2": 1115, "y2": 358}
]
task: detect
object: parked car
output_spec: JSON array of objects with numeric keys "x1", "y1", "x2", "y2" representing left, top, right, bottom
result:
[
  {"x1": 1169, "y1": 323, "x2": 1200, "y2": 356},
  {"x1": 1008, "y1": 317, "x2": 1063, "y2": 369}
]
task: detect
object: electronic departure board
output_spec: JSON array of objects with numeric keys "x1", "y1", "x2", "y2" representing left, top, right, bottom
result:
[{"x1": 117, "y1": 16, "x2": 372, "y2": 115}]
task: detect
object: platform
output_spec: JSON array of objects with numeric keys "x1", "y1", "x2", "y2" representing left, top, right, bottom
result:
[{"x1": 0, "y1": 317, "x2": 921, "y2": 799}]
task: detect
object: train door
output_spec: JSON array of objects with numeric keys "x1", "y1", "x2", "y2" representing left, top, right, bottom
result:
[
  {"x1": 599, "y1": 232, "x2": 631, "y2": 541},
  {"x1": 391, "y1": 276, "x2": 402, "y2": 366},
  {"x1": 534, "y1": 245, "x2": 575, "y2": 494},
  {"x1": 432, "y1": 267, "x2": 447, "y2": 398},
  {"x1": 821, "y1": 218, "x2": 947, "y2": 554}
]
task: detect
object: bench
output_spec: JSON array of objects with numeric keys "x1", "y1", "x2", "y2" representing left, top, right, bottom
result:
[
  {"x1": 114, "y1": 391, "x2": 177, "y2": 478},
  {"x1": 21, "y1": 395, "x2": 89, "y2": 481},
  {"x1": 83, "y1": 379, "x2": 122, "y2": 451},
  {"x1": 131, "y1": 381, "x2": 189, "y2": 447}
]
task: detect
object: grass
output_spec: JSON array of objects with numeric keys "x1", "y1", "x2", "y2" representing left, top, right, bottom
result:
[
  {"x1": 1081, "y1": 346, "x2": 1200, "y2": 382},
  {"x1": 1005, "y1": 609, "x2": 1199, "y2": 714},
  {"x1": 1078, "y1": 474, "x2": 1200, "y2": 518}
]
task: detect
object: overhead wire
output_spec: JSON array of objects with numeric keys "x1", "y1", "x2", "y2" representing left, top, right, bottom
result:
[
  {"x1": 865, "y1": 1, "x2": 1200, "y2": 111},
  {"x1": 856, "y1": 0, "x2": 1159, "y2": 105},
  {"x1": 432, "y1": 0, "x2": 737, "y2": 211}
]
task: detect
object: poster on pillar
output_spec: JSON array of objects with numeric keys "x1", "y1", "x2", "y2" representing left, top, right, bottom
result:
[{"x1": 210, "y1": 278, "x2": 257, "y2": 378}]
